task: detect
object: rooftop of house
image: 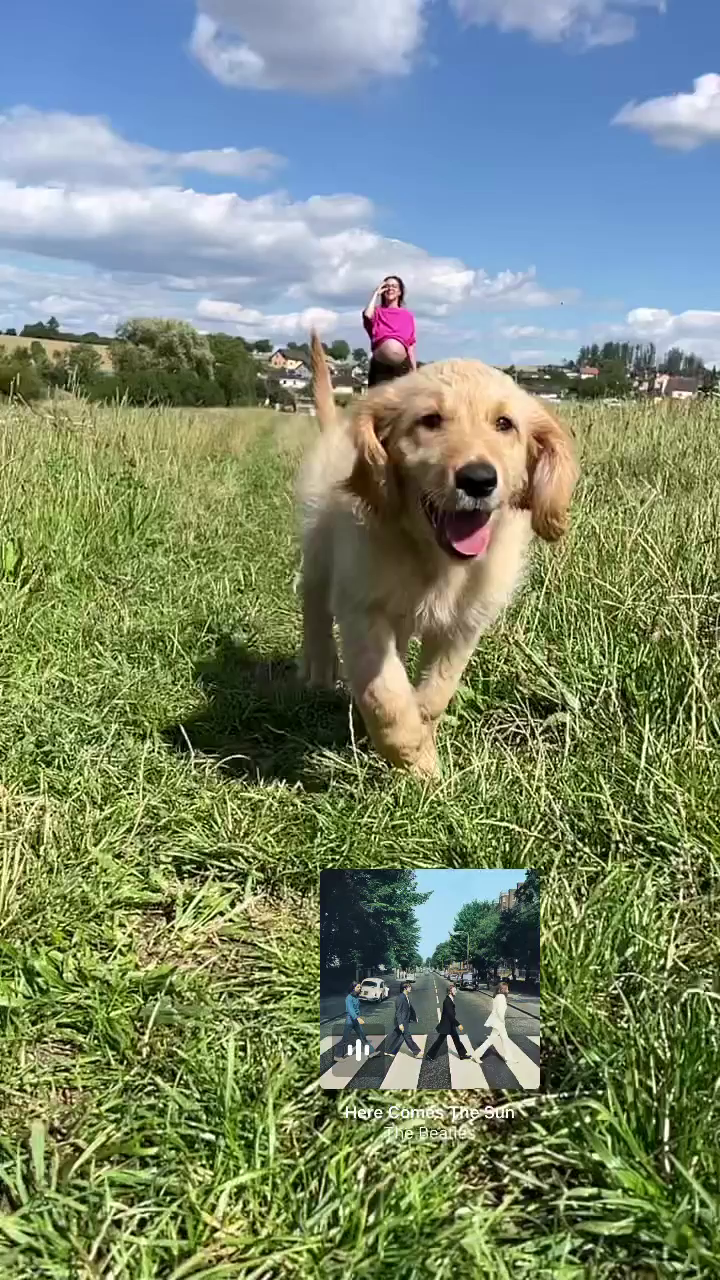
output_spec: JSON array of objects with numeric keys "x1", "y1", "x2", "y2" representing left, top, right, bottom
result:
[
  {"x1": 661, "y1": 375, "x2": 702, "y2": 393},
  {"x1": 273, "y1": 347, "x2": 310, "y2": 363}
]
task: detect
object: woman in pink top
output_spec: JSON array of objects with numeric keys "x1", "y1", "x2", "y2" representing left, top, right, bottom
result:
[{"x1": 362, "y1": 275, "x2": 417, "y2": 387}]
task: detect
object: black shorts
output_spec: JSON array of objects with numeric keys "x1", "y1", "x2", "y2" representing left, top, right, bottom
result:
[{"x1": 368, "y1": 355, "x2": 412, "y2": 387}]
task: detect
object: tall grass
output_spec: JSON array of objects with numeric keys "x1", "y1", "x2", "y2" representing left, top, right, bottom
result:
[{"x1": 0, "y1": 395, "x2": 717, "y2": 1277}]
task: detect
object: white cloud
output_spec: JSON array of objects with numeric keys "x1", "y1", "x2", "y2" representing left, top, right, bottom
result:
[
  {"x1": 196, "y1": 298, "x2": 342, "y2": 337},
  {"x1": 613, "y1": 73, "x2": 720, "y2": 150},
  {"x1": 450, "y1": 0, "x2": 664, "y2": 47},
  {"x1": 189, "y1": 1, "x2": 426, "y2": 92},
  {"x1": 0, "y1": 108, "x2": 575, "y2": 350},
  {"x1": 500, "y1": 323, "x2": 579, "y2": 340},
  {"x1": 0, "y1": 107, "x2": 284, "y2": 186},
  {"x1": 0, "y1": 179, "x2": 572, "y2": 320},
  {"x1": 613, "y1": 307, "x2": 720, "y2": 363},
  {"x1": 510, "y1": 348, "x2": 550, "y2": 361}
]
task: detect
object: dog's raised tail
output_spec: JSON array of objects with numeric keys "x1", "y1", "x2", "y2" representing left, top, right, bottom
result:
[{"x1": 310, "y1": 330, "x2": 336, "y2": 431}]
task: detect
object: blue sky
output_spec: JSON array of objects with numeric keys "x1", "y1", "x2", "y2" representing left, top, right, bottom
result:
[
  {"x1": 414, "y1": 869, "x2": 527, "y2": 959},
  {"x1": 1, "y1": 0, "x2": 719, "y2": 364}
]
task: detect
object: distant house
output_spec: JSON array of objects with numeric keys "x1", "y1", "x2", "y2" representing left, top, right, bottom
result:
[
  {"x1": 278, "y1": 370, "x2": 310, "y2": 391},
  {"x1": 579, "y1": 366, "x2": 600, "y2": 379},
  {"x1": 269, "y1": 347, "x2": 310, "y2": 372},
  {"x1": 331, "y1": 372, "x2": 354, "y2": 398},
  {"x1": 654, "y1": 374, "x2": 701, "y2": 400}
]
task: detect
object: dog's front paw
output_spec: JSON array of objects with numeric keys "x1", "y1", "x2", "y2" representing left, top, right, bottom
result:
[
  {"x1": 408, "y1": 732, "x2": 441, "y2": 780},
  {"x1": 299, "y1": 653, "x2": 340, "y2": 689}
]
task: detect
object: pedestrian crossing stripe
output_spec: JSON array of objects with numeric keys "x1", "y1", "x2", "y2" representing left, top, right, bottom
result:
[
  {"x1": 318, "y1": 1034, "x2": 385, "y2": 1090},
  {"x1": 379, "y1": 1036, "x2": 427, "y2": 1090},
  {"x1": 319, "y1": 1031, "x2": 540, "y2": 1091},
  {"x1": 447, "y1": 1035, "x2": 489, "y2": 1089}
]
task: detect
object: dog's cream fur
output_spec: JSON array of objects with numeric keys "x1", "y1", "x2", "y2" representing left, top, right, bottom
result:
[{"x1": 297, "y1": 334, "x2": 578, "y2": 777}]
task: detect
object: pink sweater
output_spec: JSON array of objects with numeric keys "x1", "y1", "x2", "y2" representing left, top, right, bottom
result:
[{"x1": 365, "y1": 306, "x2": 416, "y2": 353}]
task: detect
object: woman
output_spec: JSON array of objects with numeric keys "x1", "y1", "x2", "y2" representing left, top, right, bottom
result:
[
  {"x1": 334, "y1": 982, "x2": 383, "y2": 1059},
  {"x1": 362, "y1": 276, "x2": 417, "y2": 387},
  {"x1": 472, "y1": 981, "x2": 518, "y2": 1065}
]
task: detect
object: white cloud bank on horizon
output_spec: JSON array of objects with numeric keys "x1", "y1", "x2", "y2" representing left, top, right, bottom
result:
[
  {"x1": 0, "y1": 108, "x2": 576, "y2": 345},
  {"x1": 615, "y1": 307, "x2": 720, "y2": 363},
  {"x1": 614, "y1": 73, "x2": 720, "y2": 150}
]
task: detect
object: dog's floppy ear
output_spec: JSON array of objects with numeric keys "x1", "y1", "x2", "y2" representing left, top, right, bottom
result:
[
  {"x1": 344, "y1": 388, "x2": 399, "y2": 513},
  {"x1": 525, "y1": 405, "x2": 579, "y2": 542}
]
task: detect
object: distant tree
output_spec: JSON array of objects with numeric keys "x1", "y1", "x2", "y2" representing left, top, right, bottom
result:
[
  {"x1": 113, "y1": 318, "x2": 214, "y2": 380},
  {"x1": 329, "y1": 339, "x2": 350, "y2": 361},
  {"x1": 0, "y1": 351, "x2": 45, "y2": 400},
  {"x1": 29, "y1": 340, "x2": 51, "y2": 368},
  {"x1": 660, "y1": 347, "x2": 683, "y2": 376},
  {"x1": 4, "y1": 328, "x2": 16, "y2": 336},
  {"x1": 8, "y1": 346, "x2": 33, "y2": 366},
  {"x1": 352, "y1": 347, "x2": 367, "y2": 364},
  {"x1": 65, "y1": 343, "x2": 103, "y2": 388},
  {"x1": 321, "y1": 870, "x2": 430, "y2": 974},
  {"x1": 48, "y1": 350, "x2": 68, "y2": 387},
  {"x1": 253, "y1": 338, "x2": 273, "y2": 353},
  {"x1": 89, "y1": 367, "x2": 225, "y2": 408},
  {"x1": 207, "y1": 332, "x2": 257, "y2": 406}
]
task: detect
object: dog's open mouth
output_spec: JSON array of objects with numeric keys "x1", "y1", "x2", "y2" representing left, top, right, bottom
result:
[{"x1": 422, "y1": 497, "x2": 493, "y2": 559}]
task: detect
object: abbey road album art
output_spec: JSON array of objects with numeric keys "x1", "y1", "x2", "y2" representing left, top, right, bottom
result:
[{"x1": 319, "y1": 868, "x2": 541, "y2": 1092}]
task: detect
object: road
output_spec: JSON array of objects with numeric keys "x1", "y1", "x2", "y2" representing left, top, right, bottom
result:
[{"x1": 318, "y1": 970, "x2": 541, "y2": 1092}]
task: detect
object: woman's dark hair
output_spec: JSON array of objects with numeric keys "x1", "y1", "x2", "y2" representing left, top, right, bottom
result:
[
  {"x1": 382, "y1": 275, "x2": 406, "y2": 306},
  {"x1": 349, "y1": 981, "x2": 361, "y2": 993}
]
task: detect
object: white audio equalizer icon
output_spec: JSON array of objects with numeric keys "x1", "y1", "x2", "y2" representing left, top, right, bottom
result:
[{"x1": 347, "y1": 1038, "x2": 370, "y2": 1061}]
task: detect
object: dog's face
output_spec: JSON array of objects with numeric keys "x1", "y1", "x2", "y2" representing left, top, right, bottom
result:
[{"x1": 345, "y1": 360, "x2": 578, "y2": 557}]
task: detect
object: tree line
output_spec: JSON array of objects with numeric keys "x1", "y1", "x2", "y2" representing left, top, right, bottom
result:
[
  {"x1": 0, "y1": 318, "x2": 261, "y2": 406},
  {"x1": 0, "y1": 316, "x2": 369, "y2": 407},
  {"x1": 428, "y1": 871, "x2": 540, "y2": 982},
  {"x1": 320, "y1": 870, "x2": 427, "y2": 979},
  {"x1": 4, "y1": 315, "x2": 716, "y2": 406},
  {"x1": 509, "y1": 342, "x2": 718, "y2": 399}
]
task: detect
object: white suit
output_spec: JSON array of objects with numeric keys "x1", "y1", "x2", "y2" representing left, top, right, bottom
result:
[{"x1": 472, "y1": 992, "x2": 517, "y2": 1064}]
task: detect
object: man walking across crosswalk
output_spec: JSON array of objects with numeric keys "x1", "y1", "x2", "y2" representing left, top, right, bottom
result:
[
  {"x1": 334, "y1": 982, "x2": 383, "y2": 1060},
  {"x1": 472, "y1": 981, "x2": 518, "y2": 1065},
  {"x1": 426, "y1": 984, "x2": 470, "y2": 1061},
  {"x1": 383, "y1": 981, "x2": 421, "y2": 1057}
]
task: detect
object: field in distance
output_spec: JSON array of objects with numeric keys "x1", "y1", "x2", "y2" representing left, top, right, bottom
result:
[{"x1": 0, "y1": 333, "x2": 113, "y2": 368}]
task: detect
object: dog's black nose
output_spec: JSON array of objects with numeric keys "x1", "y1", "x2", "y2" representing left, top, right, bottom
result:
[{"x1": 455, "y1": 461, "x2": 497, "y2": 498}]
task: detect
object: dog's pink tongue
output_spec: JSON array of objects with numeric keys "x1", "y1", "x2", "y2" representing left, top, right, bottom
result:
[{"x1": 444, "y1": 510, "x2": 492, "y2": 558}]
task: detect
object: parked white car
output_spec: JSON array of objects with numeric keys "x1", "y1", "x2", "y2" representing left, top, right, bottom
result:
[{"x1": 358, "y1": 978, "x2": 390, "y2": 1002}]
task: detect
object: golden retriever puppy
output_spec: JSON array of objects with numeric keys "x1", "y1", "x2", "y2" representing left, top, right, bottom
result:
[{"x1": 297, "y1": 334, "x2": 578, "y2": 778}]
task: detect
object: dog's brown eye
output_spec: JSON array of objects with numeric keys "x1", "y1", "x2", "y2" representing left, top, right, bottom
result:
[
  {"x1": 496, "y1": 415, "x2": 515, "y2": 433},
  {"x1": 418, "y1": 412, "x2": 443, "y2": 430}
]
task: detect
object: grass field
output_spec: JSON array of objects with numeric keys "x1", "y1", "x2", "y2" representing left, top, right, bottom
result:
[
  {"x1": 0, "y1": 335, "x2": 113, "y2": 369},
  {"x1": 0, "y1": 392, "x2": 718, "y2": 1278}
]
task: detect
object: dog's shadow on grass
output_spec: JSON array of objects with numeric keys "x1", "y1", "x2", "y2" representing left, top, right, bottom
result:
[{"x1": 162, "y1": 633, "x2": 357, "y2": 791}]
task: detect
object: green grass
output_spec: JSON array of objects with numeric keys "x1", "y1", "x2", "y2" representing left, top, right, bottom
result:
[{"x1": 0, "y1": 392, "x2": 718, "y2": 1278}]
